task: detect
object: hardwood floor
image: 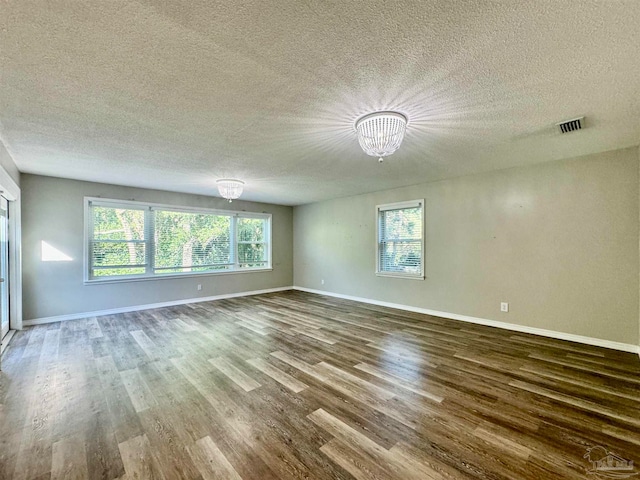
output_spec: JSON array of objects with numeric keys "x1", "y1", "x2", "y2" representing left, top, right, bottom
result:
[{"x1": 1, "y1": 290, "x2": 639, "y2": 479}]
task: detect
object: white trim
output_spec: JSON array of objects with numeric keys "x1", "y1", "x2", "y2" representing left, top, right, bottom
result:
[
  {"x1": 10, "y1": 199, "x2": 22, "y2": 333},
  {"x1": 23, "y1": 286, "x2": 293, "y2": 326},
  {"x1": 375, "y1": 273, "x2": 425, "y2": 280},
  {"x1": 20, "y1": 283, "x2": 639, "y2": 355},
  {"x1": 1, "y1": 328, "x2": 16, "y2": 356},
  {"x1": 0, "y1": 159, "x2": 21, "y2": 331},
  {"x1": 84, "y1": 267, "x2": 274, "y2": 285},
  {"x1": 0, "y1": 159, "x2": 19, "y2": 202},
  {"x1": 84, "y1": 196, "x2": 272, "y2": 217},
  {"x1": 376, "y1": 199, "x2": 423, "y2": 212},
  {"x1": 83, "y1": 198, "x2": 91, "y2": 283},
  {"x1": 293, "y1": 286, "x2": 640, "y2": 354}
]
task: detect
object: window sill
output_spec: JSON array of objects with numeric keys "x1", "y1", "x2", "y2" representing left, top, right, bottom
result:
[
  {"x1": 84, "y1": 267, "x2": 273, "y2": 285},
  {"x1": 376, "y1": 272, "x2": 425, "y2": 281}
]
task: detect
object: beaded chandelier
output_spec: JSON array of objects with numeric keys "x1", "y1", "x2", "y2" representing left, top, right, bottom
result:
[
  {"x1": 355, "y1": 111, "x2": 408, "y2": 162},
  {"x1": 216, "y1": 179, "x2": 244, "y2": 202}
]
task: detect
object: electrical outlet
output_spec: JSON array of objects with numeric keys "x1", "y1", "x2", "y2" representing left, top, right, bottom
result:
[
  {"x1": 500, "y1": 302, "x2": 509, "y2": 312},
  {"x1": 321, "y1": 279, "x2": 325, "y2": 285},
  {"x1": 197, "y1": 284, "x2": 202, "y2": 291}
]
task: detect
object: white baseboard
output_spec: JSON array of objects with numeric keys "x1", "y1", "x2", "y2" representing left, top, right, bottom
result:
[
  {"x1": 23, "y1": 286, "x2": 294, "y2": 326},
  {"x1": 293, "y1": 286, "x2": 640, "y2": 355},
  {"x1": 22, "y1": 284, "x2": 640, "y2": 357},
  {"x1": 1, "y1": 329, "x2": 16, "y2": 356}
]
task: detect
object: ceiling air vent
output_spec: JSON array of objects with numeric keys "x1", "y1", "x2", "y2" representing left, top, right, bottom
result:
[{"x1": 556, "y1": 117, "x2": 584, "y2": 134}]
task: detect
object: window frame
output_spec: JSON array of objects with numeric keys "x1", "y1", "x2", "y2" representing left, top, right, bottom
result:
[
  {"x1": 234, "y1": 216, "x2": 270, "y2": 268},
  {"x1": 84, "y1": 197, "x2": 272, "y2": 284},
  {"x1": 375, "y1": 199, "x2": 425, "y2": 280}
]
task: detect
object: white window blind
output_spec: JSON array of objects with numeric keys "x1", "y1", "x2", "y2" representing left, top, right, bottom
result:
[
  {"x1": 153, "y1": 210, "x2": 232, "y2": 273},
  {"x1": 90, "y1": 205, "x2": 148, "y2": 277},
  {"x1": 377, "y1": 200, "x2": 424, "y2": 278},
  {"x1": 236, "y1": 217, "x2": 269, "y2": 268},
  {"x1": 86, "y1": 199, "x2": 271, "y2": 282}
]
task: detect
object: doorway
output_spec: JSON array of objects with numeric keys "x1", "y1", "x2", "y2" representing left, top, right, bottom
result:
[
  {"x1": 0, "y1": 167, "x2": 21, "y2": 365},
  {"x1": 0, "y1": 196, "x2": 9, "y2": 342}
]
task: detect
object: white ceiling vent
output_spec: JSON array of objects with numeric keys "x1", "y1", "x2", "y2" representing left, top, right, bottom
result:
[{"x1": 556, "y1": 117, "x2": 584, "y2": 134}]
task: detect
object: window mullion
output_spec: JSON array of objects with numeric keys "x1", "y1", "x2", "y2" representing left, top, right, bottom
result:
[
  {"x1": 88, "y1": 202, "x2": 95, "y2": 279},
  {"x1": 377, "y1": 210, "x2": 383, "y2": 274},
  {"x1": 230, "y1": 215, "x2": 237, "y2": 270},
  {"x1": 146, "y1": 208, "x2": 155, "y2": 276},
  {"x1": 268, "y1": 218, "x2": 272, "y2": 268}
]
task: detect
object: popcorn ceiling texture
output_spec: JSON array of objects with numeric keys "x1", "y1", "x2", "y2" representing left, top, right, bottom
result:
[{"x1": 0, "y1": 1, "x2": 639, "y2": 205}]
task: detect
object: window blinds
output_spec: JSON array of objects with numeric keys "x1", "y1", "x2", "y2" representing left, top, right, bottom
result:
[
  {"x1": 87, "y1": 200, "x2": 270, "y2": 280},
  {"x1": 90, "y1": 206, "x2": 147, "y2": 277},
  {"x1": 153, "y1": 210, "x2": 232, "y2": 273},
  {"x1": 377, "y1": 200, "x2": 423, "y2": 276}
]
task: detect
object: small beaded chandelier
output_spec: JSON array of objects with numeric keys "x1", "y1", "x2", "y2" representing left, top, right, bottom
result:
[
  {"x1": 355, "y1": 111, "x2": 408, "y2": 163},
  {"x1": 216, "y1": 179, "x2": 244, "y2": 202}
]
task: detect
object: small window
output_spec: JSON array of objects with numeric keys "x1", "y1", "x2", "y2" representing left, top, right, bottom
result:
[{"x1": 376, "y1": 199, "x2": 424, "y2": 279}]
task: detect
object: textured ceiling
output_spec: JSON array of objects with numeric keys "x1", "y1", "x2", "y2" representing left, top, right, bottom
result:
[{"x1": 1, "y1": 1, "x2": 639, "y2": 205}]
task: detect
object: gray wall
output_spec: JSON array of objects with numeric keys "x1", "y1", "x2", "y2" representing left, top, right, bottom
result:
[
  {"x1": 294, "y1": 147, "x2": 639, "y2": 345},
  {"x1": 22, "y1": 174, "x2": 293, "y2": 320}
]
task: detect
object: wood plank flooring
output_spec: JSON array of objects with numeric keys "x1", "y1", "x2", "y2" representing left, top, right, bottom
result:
[{"x1": 1, "y1": 290, "x2": 639, "y2": 479}]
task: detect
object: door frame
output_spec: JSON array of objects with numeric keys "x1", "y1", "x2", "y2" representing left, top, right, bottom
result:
[{"x1": 0, "y1": 161, "x2": 22, "y2": 356}]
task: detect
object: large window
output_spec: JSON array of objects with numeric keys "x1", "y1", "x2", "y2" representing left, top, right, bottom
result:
[
  {"x1": 86, "y1": 198, "x2": 271, "y2": 282},
  {"x1": 376, "y1": 199, "x2": 424, "y2": 279}
]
